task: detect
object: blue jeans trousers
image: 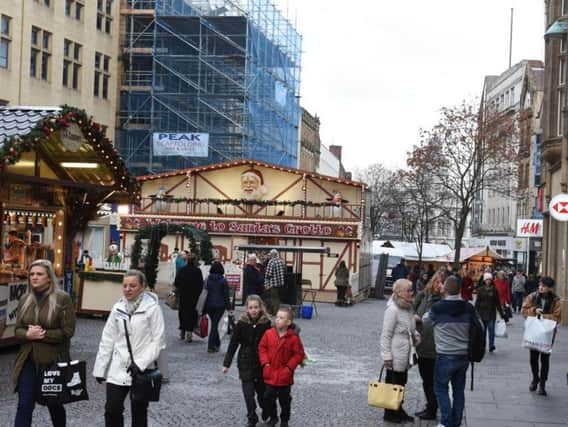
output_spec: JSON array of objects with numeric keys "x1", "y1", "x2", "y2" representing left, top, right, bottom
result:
[
  {"x1": 434, "y1": 355, "x2": 469, "y2": 427},
  {"x1": 15, "y1": 358, "x2": 66, "y2": 427},
  {"x1": 483, "y1": 319, "x2": 495, "y2": 348},
  {"x1": 207, "y1": 308, "x2": 225, "y2": 350}
]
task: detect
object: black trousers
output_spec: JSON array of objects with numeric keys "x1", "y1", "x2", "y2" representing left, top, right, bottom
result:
[
  {"x1": 264, "y1": 384, "x2": 292, "y2": 422},
  {"x1": 242, "y1": 379, "x2": 266, "y2": 423},
  {"x1": 336, "y1": 286, "x2": 346, "y2": 302},
  {"x1": 530, "y1": 350, "x2": 550, "y2": 383},
  {"x1": 384, "y1": 369, "x2": 408, "y2": 418},
  {"x1": 105, "y1": 383, "x2": 149, "y2": 427},
  {"x1": 417, "y1": 357, "x2": 438, "y2": 414}
]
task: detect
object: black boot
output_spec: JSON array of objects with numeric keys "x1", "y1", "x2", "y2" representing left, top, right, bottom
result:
[
  {"x1": 537, "y1": 382, "x2": 547, "y2": 396},
  {"x1": 529, "y1": 377, "x2": 539, "y2": 392}
]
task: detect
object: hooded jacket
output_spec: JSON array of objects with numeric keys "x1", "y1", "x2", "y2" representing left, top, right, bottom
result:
[
  {"x1": 93, "y1": 292, "x2": 165, "y2": 386},
  {"x1": 380, "y1": 294, "x2": 418, "y2": 372},
  {"x1": 205, "y1": 273, "x2": 231, "y2": 311},
  {"x1": 223, "y1": 312, "x2": 271, "y2": 381},
  {"x1": 475, "y1": 283, "x2": 504, "y2": 321},
  {"x1": 428, "y1": 295, "x2": 476, "y2": 356},
  {"x1": 258, "y1": 327, "x2": 305, "y2": 386}
]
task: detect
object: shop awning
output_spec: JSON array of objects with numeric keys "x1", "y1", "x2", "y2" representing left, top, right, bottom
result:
[{"x1": 235, "y1": 244, "x2": 330, "y2": 254}]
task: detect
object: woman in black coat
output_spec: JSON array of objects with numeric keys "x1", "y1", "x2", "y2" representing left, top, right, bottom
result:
[
  {"x1": 174, "y1": 254, "x2": 203, "y2": 342},
  {"x1": 474, "y1": 272, "x2": 504, "y2": 353},
  {"x1": 223, "y1": 295, "x2": 272, "y2": 427}
]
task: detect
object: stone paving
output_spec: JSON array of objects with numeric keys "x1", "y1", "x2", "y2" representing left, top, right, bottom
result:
[{"x1": 0, "y1": 297, "x2": 567, "y2": 426}]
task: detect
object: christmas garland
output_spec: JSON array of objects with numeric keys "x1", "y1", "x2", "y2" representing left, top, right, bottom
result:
[
  {"x1": 129, "y1": 223, "x2": 214, "y2": 288},
  {"x1": 147, "y1": 196, "x2": 342, "y2": 207},
  {"x1": 0, "y1": 104, "x2": 140, "y2": 201}
]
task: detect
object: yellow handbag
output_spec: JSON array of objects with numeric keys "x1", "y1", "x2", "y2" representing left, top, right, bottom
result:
[{"x1": 368, "y1": 366, "x2": 405, "y2": 410}]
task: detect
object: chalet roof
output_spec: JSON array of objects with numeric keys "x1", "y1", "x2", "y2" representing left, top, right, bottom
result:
[
  {"x1": 137, "y1": 159, "x2": 366, "y2": 187},
  {"x1": 0, "y1": 107, "x2": 60, "y2": 142}
]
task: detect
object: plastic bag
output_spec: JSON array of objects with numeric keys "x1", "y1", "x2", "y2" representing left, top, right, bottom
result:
[
  {"x1": 522, "y1": 316, "x2": 557, "y2": 354},
  {"x1": 495, "y1": 319, "x2": 508, "y2": 338}
]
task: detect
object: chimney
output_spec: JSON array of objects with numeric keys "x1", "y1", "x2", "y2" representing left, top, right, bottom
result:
[{"x1": 329, "y1": 145, "x2": 342, "y2": 161}]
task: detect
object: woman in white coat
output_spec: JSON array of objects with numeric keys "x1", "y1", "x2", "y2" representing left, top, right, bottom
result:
[
  {"x1": 380, "y1": 279, "x2": 420, "y2": 424},
  {"x1": 93, "y1": 270, "x2": 165, "y2": 427}
]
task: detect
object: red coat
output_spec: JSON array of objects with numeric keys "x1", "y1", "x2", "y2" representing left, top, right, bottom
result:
[
  {"x1": 494, "y1": 278, "x2": 511, "y2": 305},
  {"x1": 461, "y1": 276, "x2": 475, "y2": 301},
  {"x1": 258, "y1": 327, "x2": 305, "y2": 386}
]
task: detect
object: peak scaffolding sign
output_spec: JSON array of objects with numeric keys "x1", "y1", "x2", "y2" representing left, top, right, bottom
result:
[
  {"x1": 516, "y1": 219, "x2": 543, "y2": 238},
  {"x1": 152, "y1": 132, "x2": 209, "y2": 157}
]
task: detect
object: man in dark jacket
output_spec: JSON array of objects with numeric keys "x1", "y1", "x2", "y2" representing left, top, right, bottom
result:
[
  {"x1": 392, "y1": 258, "x2": 409, "y2": 281},
  {"x1": 243, "y1": 253, "x2": 264, "y2": 301},
  {"x1": 174, "y1": 254, "x2": 203, "y2": 342},
  {"x1": 427, "y1": 276, "x2": 479, "y2": 427}
]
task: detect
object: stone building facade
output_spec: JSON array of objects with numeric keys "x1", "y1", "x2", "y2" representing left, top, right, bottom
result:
[{"x1": 298, "y1": 108, "x2": 321, "y2": 172}]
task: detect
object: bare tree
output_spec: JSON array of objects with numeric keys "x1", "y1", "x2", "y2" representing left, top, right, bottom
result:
[
  {"x1": 407, "y1": 100, "x2": 518, "y2": 266},
  {"x1": 356, "y1": 163, "x2": 397, "y2": 237}
]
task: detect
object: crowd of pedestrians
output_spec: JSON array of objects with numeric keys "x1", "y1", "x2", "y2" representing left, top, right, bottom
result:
[{"x1": 380, "y1": 262, "x2": 562, "y2": 427}]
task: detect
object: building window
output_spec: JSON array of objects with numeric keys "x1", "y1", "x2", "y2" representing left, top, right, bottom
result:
[
  {"x1": 65, "y1": 0, "x2": 83, "y2": 21},
  {"x1": 94, "y1": 52, "x2": 110, "y2": 99},
  {"x1": 0, "y1": 15, "x2": 10, "y2": 69},
  {"x1": 563, "y1": 0, "x2": 568, "y2": 15},
  {"x1": 34, "y1": 0, "x2": 51, "y2": 7},
  {"x1": 63, "y1": 39, "x2": 81, "y2": 90},
  {"x1": 97, "y1": 0, "x2": 113, "y2": 34},
  {"x1": 30, "y1": 27, "x2": 51, "y2": 80}
]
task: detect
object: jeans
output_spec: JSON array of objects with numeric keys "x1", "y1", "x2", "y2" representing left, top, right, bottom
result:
[
  {"x1": 417, "y1": 357, "x2": 438, "y2": 414},
  {"x1": 15, "y1": 358, "x2": 66, "y2": 427},
  {"x1": 264, "y1": 385, "x2": 292, "y2": 422},
  {"x1": 530, "y1": 350, "x2": 550, "y2": 383},
  {"x1": 434, "y1": 355, "x2": 469, "y2": 427},
  {"x1": 483, "y1": 319, "x2": 495, "y2": 349},
  {"x1": 104, "y1": 383, "x2": 149, "y2": 427},
  {"x1": 242, "y1": 379, "x2": 266, "y2": 423},
  {"x1": 512, "y1": 292, "x2": 524, "y2": 312},
  {"x1": 383, "y1": 369, "x2": 408, "y2": 419},
  {"x1": 207, "y1": 307, "x2": 225, "y2": 350}
]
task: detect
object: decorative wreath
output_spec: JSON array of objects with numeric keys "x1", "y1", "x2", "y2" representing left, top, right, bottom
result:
[{"x1": 130, "y1": 223, "x2": 213, "y2": 288}]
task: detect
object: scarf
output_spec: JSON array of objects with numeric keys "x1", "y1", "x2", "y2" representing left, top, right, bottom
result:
[{"x1": 126, "y1": 293, "x2": 144, "y2": 315}]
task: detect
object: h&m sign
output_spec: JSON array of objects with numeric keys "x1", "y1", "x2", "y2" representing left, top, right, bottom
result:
[{"x1": 516, "y1": 219, "x2": 543, "y2": 238}]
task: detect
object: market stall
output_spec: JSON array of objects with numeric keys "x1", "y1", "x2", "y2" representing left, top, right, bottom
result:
[
  {"x1": 448, "y1": 246, "x2": 505, "y2": 280},
  {"x1": 119, "y1": 159, "x2": 372, "y2": 302},
  {"x1": 0, "y1": 106, "x2": 138, "y2": 345}
]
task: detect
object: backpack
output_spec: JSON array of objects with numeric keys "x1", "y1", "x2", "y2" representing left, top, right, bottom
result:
[{"x1": 467, "y1": 304, "x2": 485, "y2": 390}]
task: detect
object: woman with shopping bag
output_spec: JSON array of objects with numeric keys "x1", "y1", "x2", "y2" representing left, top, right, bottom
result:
[
  {"x1": 12, "y1": 259, "x2": 76, "y2": 427},
  {"x1": 521, "y1": 276, "x2": 561, "y2": 396},
  {"x1": 379, "y1": 279, "x2": 420, "y2": 424}
]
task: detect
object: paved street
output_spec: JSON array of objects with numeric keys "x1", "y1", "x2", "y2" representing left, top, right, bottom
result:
[{"x1": 0, "y1": 297, "x2": 567, "y2": 426}]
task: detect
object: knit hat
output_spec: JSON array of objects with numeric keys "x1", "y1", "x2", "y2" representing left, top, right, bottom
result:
[{"x1": 483, "y1": 272, "x2": 493, "y2": 281}]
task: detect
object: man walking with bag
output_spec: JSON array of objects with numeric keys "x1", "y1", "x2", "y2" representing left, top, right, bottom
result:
[{"x1": 426, "y1": 276, "x2": 479, "y2": 427}]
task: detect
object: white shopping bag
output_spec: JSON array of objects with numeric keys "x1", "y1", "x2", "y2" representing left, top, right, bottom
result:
[
  {"x1": 522, "y1": 316, "x2": 557, "y2": 354},
  {"x1": 495, "y1": 319, "x2": 508, "y2": 338}
]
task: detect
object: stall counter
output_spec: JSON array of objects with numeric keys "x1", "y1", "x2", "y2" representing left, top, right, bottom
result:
[{"x1": 77, "y1": 271, "x2": 125, "y2": 316}]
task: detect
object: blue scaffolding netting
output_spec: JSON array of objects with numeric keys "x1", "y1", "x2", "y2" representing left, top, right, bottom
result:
[{"x1": 118, "y1": 0, "x2": 302, "y2": 175}]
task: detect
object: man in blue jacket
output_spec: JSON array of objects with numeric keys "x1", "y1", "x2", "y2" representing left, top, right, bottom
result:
[{"x1": 426, "y1": 276, "x2": 477, "y2": 427}]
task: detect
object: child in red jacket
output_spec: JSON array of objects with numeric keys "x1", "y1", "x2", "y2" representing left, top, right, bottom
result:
[{"x1": 258, "y1": 306, "x2": 305, "y2": 427}]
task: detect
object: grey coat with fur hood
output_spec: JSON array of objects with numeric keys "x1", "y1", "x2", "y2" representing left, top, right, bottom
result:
[{"x1": 380, "y1": 294, "x2": 418, "y2": 372}]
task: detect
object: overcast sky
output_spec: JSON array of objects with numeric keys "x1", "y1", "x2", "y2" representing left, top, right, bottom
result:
[{"x1": 274, "y1": 0, "x2": 545, "y2": 174}]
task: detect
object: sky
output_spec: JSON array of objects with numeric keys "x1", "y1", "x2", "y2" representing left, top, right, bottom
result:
[{"x1": 273, "y1": 0, "x2": 545, "y2": 174}]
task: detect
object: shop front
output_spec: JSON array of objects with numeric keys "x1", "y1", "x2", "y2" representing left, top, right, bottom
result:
[
  {"x1": 119, "y1": 160, "x2": 371, "y2": 301},
  {"x1": 0, "y1": 106, "x2": 138, "y2": 345}
]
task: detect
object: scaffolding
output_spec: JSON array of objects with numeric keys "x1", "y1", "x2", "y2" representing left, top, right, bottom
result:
[{"x1": 118, "y1": 0, "x2": 302, "y2": 175}]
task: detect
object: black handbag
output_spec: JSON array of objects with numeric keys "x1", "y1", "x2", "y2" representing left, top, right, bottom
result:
[{"x1": 123, "y1": 319, "x2": 162, "y2": 402}]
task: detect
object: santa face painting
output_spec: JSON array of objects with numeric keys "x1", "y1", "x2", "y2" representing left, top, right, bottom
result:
[{"x1": 241, "y1": 170, "x2": 267, "y2": 200}]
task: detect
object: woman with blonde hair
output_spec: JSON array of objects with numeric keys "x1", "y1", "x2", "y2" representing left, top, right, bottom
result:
[
  {"x1": 13, "y1": 259, "x2": 76, "y2": 427},
  {"x1": 412, "y1": 269, "x2": 446, "y2": 420},
  {"x1": 223, "y1": 295, "x2": 272, "y2": 426},
  {"x1": 380, "y1": 279, "x2": 420, "y2": 423},
  {"x1": 93, "y1": 270, "x2": 165, "y2": 426}
]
